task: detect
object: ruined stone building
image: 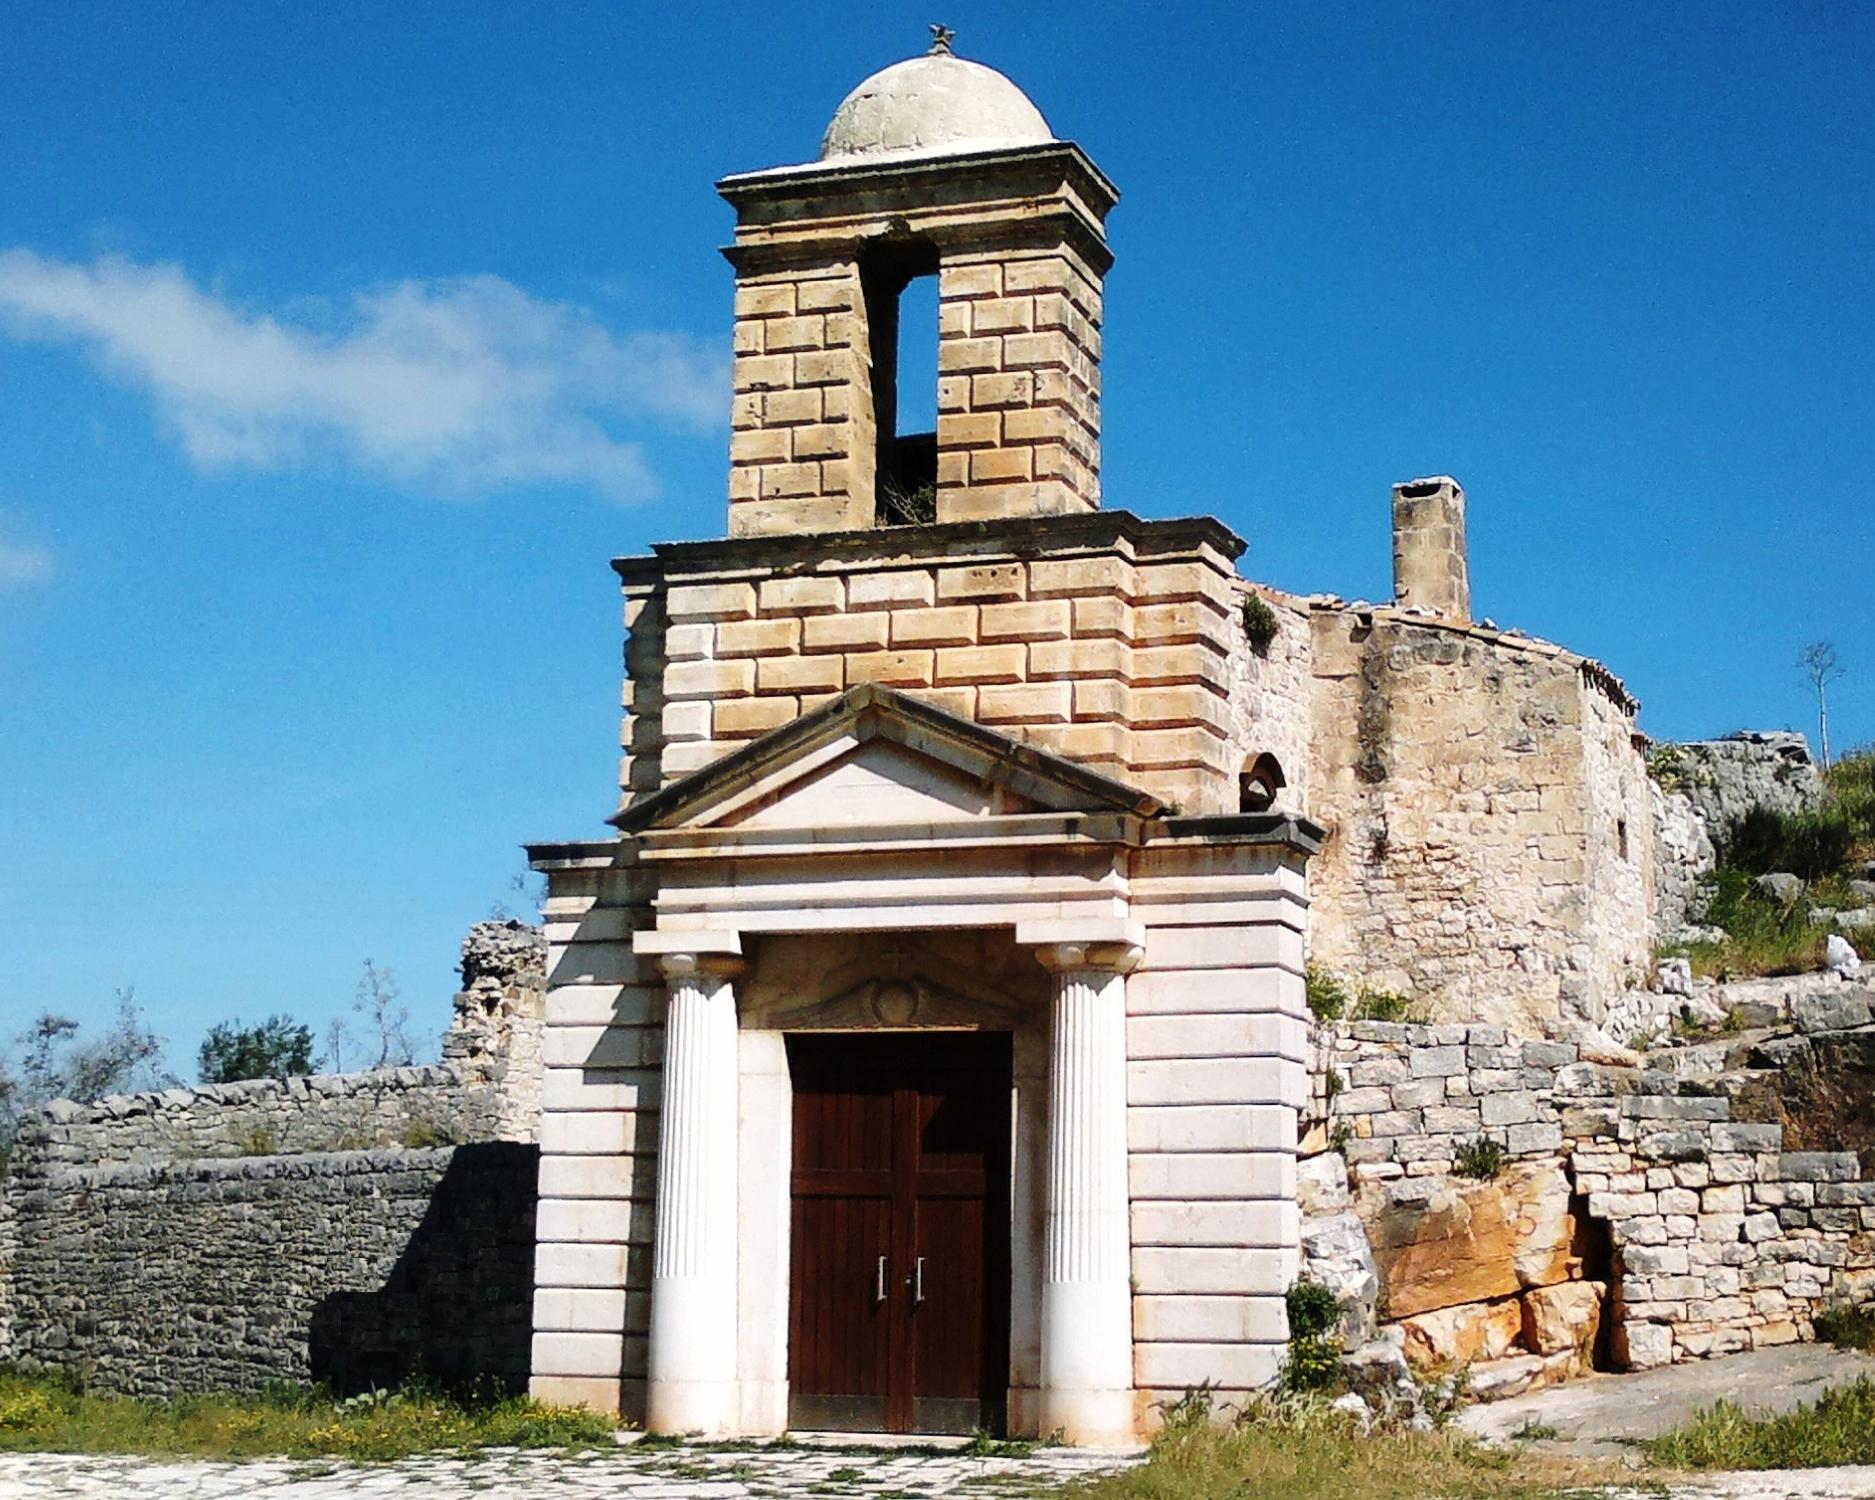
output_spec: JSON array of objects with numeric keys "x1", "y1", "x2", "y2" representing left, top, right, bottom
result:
[
  {"x1": 519, "y1": 40, "x2": 1661, "y2": 1442},
  {"x1": 3, "y1": 40, "x2": 1868, "y2": 1439}
]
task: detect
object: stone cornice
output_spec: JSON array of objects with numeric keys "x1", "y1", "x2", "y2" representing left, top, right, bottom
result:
[{"x1": 612, "y1": 509, "x2": 1246, "y2": 587}]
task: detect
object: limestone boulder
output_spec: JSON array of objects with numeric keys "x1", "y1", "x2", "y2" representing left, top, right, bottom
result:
[
  {"x1": 1297, "y1": 1151, "x2": 1352, "y2": 1217},
  {"x1": 1299, "y1": 1209, "x2": 1379, "y2": 1344},
  {"x1": 1359, "y1": 1161, "x2": 1576, "y2": 1318},
  {"x1": 1521, "y1": 1279, "x2": 1605, "y2": 1367},
  {"x1": 1397, "y1": 1296, "x2": 1523, "y2": 1370},
  {"x1": 1755, "y1": 872, "x2": 1805, "y2": 905}
]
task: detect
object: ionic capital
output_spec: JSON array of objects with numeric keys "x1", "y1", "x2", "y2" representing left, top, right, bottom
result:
[{"x1": 1032, "y1": 940, "x2": 1143, "y2": 977}]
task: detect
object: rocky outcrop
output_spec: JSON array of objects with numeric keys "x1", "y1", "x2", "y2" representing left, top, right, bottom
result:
[{"x1": 1669, "y1": 731, "x2": 1825, "y2": 841}]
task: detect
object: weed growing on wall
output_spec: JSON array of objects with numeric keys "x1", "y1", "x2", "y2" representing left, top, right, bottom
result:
[
  {"x1": 1305, "y1": 966, "x2": 1351, "y2": 1021},
  {"x1": 1306, "y1": 965, "x2": 1427, "y2": 1025},
  {"x1": 1241, "y1": 592, "x2": 1279, "y2": 656},
  {"x1": 1453, "y1": 1136, "x2": 1506, "y2": 1180}
]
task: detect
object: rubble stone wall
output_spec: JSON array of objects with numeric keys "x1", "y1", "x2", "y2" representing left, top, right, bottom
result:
[
  {"x1": 1653, "y1": 781, "x2": 1717, "y2": 938},
  {"x1": 1307, "y1": 1009, "x2": 1875, "y2": 1392},
  {"x1": 1226, "y1": 585, "x2": 1312, "y2": 817},
  {"x1": 1580, "y1": 685, "x2": 1657, "y2": 1018},
  {"x1": 1304, "y1": 608, "x2": 1652, "y2": 1033},
  {"x1": 0, "y1": 1141, "x2": 537, "y2": 1397},
  {"x1": 445, "y1": 919, "x2": 547, "y2": 1142}
]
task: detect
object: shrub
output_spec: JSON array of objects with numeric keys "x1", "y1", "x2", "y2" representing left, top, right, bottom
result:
[
  {"x1": 1280, "y1": 1279, "x2": 1346, "y2": 1395},
  {"x1": 198, "y1": 1015, "x2": 314, "y2": 1084},
  {"x1": 1454, "y1": 1136, "x2": 1506, "y2": 1180},
  {"x1": 1719, "y1": 805, "x2": 1855, "y2": 881},
  {"x1": 1241, "y1": 593, "x2": 1279, "y2": 655},
  {"x1": 401, "y1": 1117, "x2": 457, "y2": 1149},
  {"x1": 1285, "y1": 1279, "x2": 1343, "y2": 1341},
  {"x1": 1646, "y1": 743, "x2": 1698, "y2": 793},
  {"x1": 1814, "y1": 1300, "x2": 1875, "y2": 1353}
]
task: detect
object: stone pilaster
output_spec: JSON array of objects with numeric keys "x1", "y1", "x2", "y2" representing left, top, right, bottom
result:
[
  {"x1": 1034, "y1": 938, "x2": 1141, "y2": 1446},
  {"x1": 644, "y1": 947, "x2": 744, "y2": 1435}
]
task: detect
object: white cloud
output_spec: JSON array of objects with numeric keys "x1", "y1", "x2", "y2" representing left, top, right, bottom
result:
[
  {"x1": 0, "y1": 533, "x2": 52, "y2": 587},
  {"x1": 0, "y1": 251, "x2": 728, "y2": 502}
]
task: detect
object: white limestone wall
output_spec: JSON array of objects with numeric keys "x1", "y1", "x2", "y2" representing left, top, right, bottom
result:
[
  {"x1": 529, "y1": 861, "x2": 661, "y2": 1421},
  {"x1": 1125, "y1": 843, "x2": 1311, "y2": 1423}
]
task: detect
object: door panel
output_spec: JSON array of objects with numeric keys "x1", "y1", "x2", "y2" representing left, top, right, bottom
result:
[{"x1": 786, "y1": 1032, "x2": 1011, "y2": 1434}]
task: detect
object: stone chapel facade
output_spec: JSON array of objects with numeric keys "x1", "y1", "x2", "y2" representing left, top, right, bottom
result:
[{"x1": 524, "y1": 41, "x2": 1656, "y2": 1444}]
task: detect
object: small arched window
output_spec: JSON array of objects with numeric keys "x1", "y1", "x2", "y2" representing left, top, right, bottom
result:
[{"x1": 1239, "y1": 752, "x2": 1287, "y2": 814}]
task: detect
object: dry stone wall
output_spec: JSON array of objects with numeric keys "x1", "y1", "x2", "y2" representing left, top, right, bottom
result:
[
  {"x1": 18, "y1": 1065, "x2": 508, "y2": 1168},
  {"x1": 2, "y1": 1140, "x2": 535, "y2": 1397},
  {"x1": 0, "y1": 919, "x2": 550, "y2": 1391},
  {"x1": 1307, "y1": 1004, "x2": 1875, "y2": 1395}
]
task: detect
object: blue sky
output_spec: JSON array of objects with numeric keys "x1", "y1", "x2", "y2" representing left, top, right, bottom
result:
[{"x1": 2, "y1": 2, "x2": 1870, "y2": 1075}]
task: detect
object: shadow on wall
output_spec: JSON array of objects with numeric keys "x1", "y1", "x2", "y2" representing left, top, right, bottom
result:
[{"x1": 308, "y1": 1142, "x2": 538, "y2": 1396}]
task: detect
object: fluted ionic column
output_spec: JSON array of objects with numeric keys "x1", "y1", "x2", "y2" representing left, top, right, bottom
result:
[
  {"x1": 1035, "y1": 939, "x2": 1142, "y2": 1446},
  {"x1": 644, "y1": 951, "x2": 742, "y2": 1435}
]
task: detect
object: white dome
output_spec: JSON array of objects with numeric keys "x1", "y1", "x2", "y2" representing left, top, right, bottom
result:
[{"x1": 819, "y1": 52, "x2": 1054, "y2": 164}]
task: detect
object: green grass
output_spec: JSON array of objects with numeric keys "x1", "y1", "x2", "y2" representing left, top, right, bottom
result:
[
  {"x1": 0, "y1": 1367, "x2": 615, "y2": 1461},
  {"x1": 1064, "y1": 1397, "x2": 1618, "y2": 1500},
  {"x1": 1644, "y1": 1377, "x2": 1875, "y2": 1470}
]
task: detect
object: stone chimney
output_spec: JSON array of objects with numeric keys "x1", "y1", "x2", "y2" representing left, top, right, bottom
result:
[{"x1": 1390, "y1": 475, "x2": 1470, "y2": 624}]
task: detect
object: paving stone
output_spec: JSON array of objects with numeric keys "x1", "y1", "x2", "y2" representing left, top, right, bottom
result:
[{"x1": 0, "y1": 1445, "x2": 1142, "y2": 1500}]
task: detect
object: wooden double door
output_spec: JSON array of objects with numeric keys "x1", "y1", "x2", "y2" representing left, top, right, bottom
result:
[{"x1": 786, "y1": 1032, "x2": 1012, "y2": 1435}]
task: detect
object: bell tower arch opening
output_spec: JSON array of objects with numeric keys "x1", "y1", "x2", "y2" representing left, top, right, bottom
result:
[{"x1": 861, "y1": 240, "x2": 942, "y2": 524}]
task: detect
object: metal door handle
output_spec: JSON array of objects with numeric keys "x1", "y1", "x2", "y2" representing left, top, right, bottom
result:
[
  {"x1": 874, "y1": 1256, "x2": 887, "y2": 1304},
  {"x1": 911, "y1": 1256, "x2": 925, "y2": 1305}
]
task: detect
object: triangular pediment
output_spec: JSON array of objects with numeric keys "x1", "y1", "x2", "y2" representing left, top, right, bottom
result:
[{"x1": 611, "y1": 684, "x2": 1161, "y2": 834}]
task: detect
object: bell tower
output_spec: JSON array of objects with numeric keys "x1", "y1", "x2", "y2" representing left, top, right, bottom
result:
[{"x1": 717, "y1": 30, "x2": 1117, "y2": 537}]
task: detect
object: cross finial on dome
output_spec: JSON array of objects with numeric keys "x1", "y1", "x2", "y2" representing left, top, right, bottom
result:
[{"x1": 928, "y1": 23, "x2": 955, "y2": 55}]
